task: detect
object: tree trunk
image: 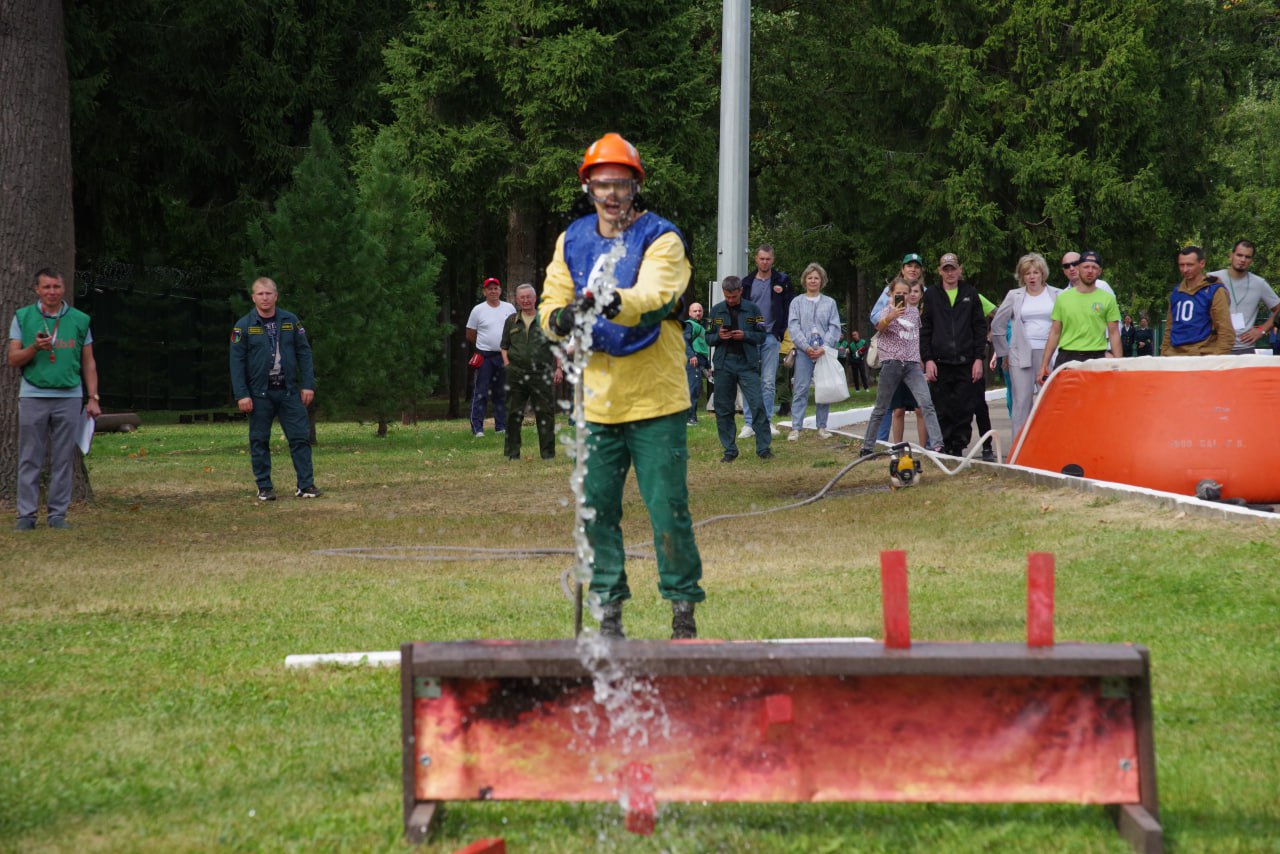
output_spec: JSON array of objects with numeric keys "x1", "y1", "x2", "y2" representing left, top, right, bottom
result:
[
  {"x1": 1, "y1": 0, "x2": 80, "y2": 504},
  {"x1": 505, "y1": 200, "x2": 537, "y2": 293}
]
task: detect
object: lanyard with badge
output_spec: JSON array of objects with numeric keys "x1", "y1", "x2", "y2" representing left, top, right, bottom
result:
[{"x1": 41, "y1": 309, "x2": 63, "y2": 363}]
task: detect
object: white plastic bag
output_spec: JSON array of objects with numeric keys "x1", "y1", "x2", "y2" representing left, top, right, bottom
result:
[
  {"x1": 814, "y1": 348, "x2": 850, "y2": 404},
  {"x1": 865, "y1": 332, "x2": 881, "y2": 369}
]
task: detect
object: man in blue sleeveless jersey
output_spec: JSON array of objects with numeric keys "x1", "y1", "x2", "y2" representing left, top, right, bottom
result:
[
  {"x1": 1161, "y1": 246, "x2": 1233, "y2": 356},
  {"x1": 540, "y1": 133, "x2": 704, "y2": 640},
  {"x1": 8, "y1": 269, "x2": 102, "y2": 530}
]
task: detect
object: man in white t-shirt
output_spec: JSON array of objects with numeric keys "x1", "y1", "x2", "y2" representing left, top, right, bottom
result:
[
  {"x1": 1208, "y1": 240, "x2": 1279, "y2": 355},
  {"x1": 466, "y1": 277, "x2": 516, "y2": 436},
  {"x1": 1060, "y1": 251, "x2": 1114, "y2": 297}
]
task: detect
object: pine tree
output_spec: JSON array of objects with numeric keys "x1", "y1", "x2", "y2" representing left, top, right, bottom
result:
[{"x1": 244, "y1": 116, "x2": 445, "y2": 435}]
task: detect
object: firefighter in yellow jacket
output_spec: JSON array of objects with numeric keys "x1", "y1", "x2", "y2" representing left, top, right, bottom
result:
[{"x1": 540, "y1": 133, "x2": 704, "y2": 640}]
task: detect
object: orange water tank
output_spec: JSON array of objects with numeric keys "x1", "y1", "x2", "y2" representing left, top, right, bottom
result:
[{"x1": 1007, "y1": 356, "x2": 1280, "y2": 502}]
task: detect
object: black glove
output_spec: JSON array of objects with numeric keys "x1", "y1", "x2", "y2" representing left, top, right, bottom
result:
[
  {"x1": 581, "y1": 290, "x2": 622, "y2": 320},
  {"x1": 550, "y1": 306, "x2": 575, "y2": 337}
]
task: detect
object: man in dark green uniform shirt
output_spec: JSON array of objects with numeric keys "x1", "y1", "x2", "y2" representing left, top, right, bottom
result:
[
  {"x1": 706, "y1": 276, "x2": 772, "y2": 461},
  {"x1": 229, "y1": 277, "x2": 319, "y2": 500},
  {"x1": 501, "y1": 283, "x2": 562, "y2": 460}
]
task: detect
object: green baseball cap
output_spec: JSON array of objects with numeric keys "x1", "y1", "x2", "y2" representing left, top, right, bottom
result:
[{"x1": 901, "y1": 253, "x2": 923, "y2": 265}]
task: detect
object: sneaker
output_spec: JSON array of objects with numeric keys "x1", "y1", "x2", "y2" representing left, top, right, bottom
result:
[
  {"x1": 687, "y1": 417, "x2": 698, "y2": 426},
  {"x1": 758, "y1": 449, "x2": 774, "y2": 460},
  {"x1": 473, "y1": 430, "x2": 484, "y2": 438},
  {"x1": 257, "y1": 487, "x2": 277, "y2": 501},
  {"x1": 787, "y1": 430, "x2": 800, "y2": 442},
  {"x1": 48, "y1": 517, "x2": 71, "y2": 530},
  {"x1": 15, "y1": 518, "x2": 36, "y2": 531},
  {"x1": 769, "y1": 424, "x2": 780, "y2": 436},
  {"x1": 982, "y1": 449, "x2": 997, "y2": 463},
  {"x1": 817, "y1": 428, "x2": 832, "y2": 439},
  {"x1": 720, "y1": 453, "x2": 737, "y2": 463},
  {"x1": 295, "y1": 485, "x2": 322, "y2": 499},
  {"x1": 859, "y1": 447, "x2": 874, "y2": 458},
  {"x1": 738, "y1": 425, "x2": 755, "y2": 439}
]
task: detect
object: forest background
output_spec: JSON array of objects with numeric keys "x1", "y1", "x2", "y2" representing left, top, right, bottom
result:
[{"x1": 4, "y1": 0, "x2": 1279, "y2": 427}]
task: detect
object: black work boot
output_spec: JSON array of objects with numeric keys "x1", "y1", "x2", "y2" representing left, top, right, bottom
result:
[
  {"x1": 671, "y1": 600, "x2": 697, "y2": 640},
  {"x1": 599, "y1": 602, "x2": 625, "y2": 639}
]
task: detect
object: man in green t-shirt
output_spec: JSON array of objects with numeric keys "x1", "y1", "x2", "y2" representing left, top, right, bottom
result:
[
  {"x1": 683, "y1": 302, "x2": 710, "y2": 424},
  {"x1": 8, "y1": 269, "x2": 102, "y2": 530},
  {"x1": 1038, "y1": 250, "x2": 1122, "y2": 385}
]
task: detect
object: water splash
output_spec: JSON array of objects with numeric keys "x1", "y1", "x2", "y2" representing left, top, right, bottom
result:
[
  {"x1": 550, "y1": 232, "x2": 672, "y2": 824},
  {"x1": 552, "y1": 237, "x2": 629, "y2": 596}
]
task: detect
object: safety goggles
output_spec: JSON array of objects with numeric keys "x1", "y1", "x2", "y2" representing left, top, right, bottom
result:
[{"x1": 582, "y1": 178, "x2": 638, "y2": 203}]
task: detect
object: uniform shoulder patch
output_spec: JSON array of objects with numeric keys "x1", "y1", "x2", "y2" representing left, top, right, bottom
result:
[
  {"x1": 296, "y1": 325, "x2": 306, "y2": 336},
  {"x1": 231, "y1": 327, "x2": 242, "y2": 344}
]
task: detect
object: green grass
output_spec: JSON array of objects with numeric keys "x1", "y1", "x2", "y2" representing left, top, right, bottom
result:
[{"x1": 2, "y1": 415, "x2": 1277, "y2": 852}]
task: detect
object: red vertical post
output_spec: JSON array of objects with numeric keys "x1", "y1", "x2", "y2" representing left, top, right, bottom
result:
[
  {"x1": 1027, "y1": 552, "x2": 1055, "y2": 647},
  {"x1": 620, "y1": 762, "x2": 655, "y2": 835},
  {"x1": 880, "y1": 550, "x2": 911, "y2": 649}
]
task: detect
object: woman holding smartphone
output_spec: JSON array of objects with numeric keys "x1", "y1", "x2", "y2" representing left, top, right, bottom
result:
[{"x1": 860, "y1": 276, "x2": 943, "y2": 455}]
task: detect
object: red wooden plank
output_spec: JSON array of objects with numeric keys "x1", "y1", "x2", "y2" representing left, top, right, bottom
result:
[
  {"x1": 880, "y1": 550, "x2": 911, "y2": 649},
  {"x1": 1027, "y1": 553, "x2": 1055, "y2": 647}
]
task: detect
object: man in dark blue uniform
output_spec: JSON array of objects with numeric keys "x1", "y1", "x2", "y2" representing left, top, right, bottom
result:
[{"x1": 230, "y1": 277, "x2": 320, "y2": 500}]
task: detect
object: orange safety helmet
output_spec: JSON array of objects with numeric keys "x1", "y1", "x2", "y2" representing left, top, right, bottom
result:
[{"x1": 578, "y1": 133, "x2": 645, "y2": 183}]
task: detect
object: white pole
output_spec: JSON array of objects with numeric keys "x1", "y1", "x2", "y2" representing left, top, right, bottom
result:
[
  {"x1": 284, "y1": 650, "x2": 400, "y2": 669},
  {"x1": 715, "y1": 0, "x2": 751, "y2": 306}
]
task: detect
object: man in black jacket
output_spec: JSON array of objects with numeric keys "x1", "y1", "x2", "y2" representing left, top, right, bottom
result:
[
  {"x1": 740, "y1": 244, "x2": 793, "y2": 434},
  {"x1": 920, "y1": 254, "x2": 986, "y2": 456}
]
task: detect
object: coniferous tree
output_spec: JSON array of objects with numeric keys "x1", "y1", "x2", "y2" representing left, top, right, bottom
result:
[{"x1": 244, "y1": 116, "x2": 445, "y2": 434}]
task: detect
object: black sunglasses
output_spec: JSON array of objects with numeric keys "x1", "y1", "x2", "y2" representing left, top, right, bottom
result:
[{"x1": 1061, "y1": 261, "x2": 1080, "y2": 269}]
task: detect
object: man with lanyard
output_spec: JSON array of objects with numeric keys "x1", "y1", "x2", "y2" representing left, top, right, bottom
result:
[
  {"x1": 230, "y1": 277, "x2": 319, "y2": 500},
  {"x1": 920, "y1": 253, "x2": 986, "y2": 457},
  {"x1": 739, "y1": 244, "x2": 792, "y2": 437},
  {"x1": 683, "y1": 301, "x2": 710, "y2": 425},
  {"x1": 8, "y1": 268, "x2": 101, "y2": 530},
  {"x1": 1038, "y1": 251, "x2": 1122, "y2": 384},
  {"x1": 500, "y1": 283, "x2": 562, "y2": 460},
  {"x1": 706, "y1": 276, "x2": 772, "y2": 462},
  {"x1": 1208, "y1": 240, "x2": 1279, "y2": 355},
  {"x1": 540, "y1": 132, "x2": 704, "y2": 640},
  {"x1": 466, "y1": 277, "x2": 516, "y2": 437},
  {"x1": 1161, "y1": 246, "x2": 1233, "y2": 356}
]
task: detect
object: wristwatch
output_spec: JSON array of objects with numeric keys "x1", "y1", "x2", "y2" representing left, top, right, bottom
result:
[{"x1": 91, "y1": 394, "x2": 100, "y2": 401}]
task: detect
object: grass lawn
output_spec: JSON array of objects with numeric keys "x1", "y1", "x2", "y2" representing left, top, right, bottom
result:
[{"x1": 2, "y1": 409, "x2": 1276, "y2": 852}]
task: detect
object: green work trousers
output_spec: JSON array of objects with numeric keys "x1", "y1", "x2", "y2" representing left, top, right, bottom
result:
[
  {"x1": 584, "y1": 411, "x2": 705, "y2": 605},
  {"x1": 504, "y1": 369, "x2": 557, "y2": 459}
]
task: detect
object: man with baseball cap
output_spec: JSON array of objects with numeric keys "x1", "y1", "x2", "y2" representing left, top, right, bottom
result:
[
  {"x1": 1038, "y1": 250, "x2": 1122, "y2": 384},
  {"x1": 466, "y1": 277, "x2": 516, "y2": 437},
  {"x1": 920, "y1": 253, "x2": 986, "y2": 456}
]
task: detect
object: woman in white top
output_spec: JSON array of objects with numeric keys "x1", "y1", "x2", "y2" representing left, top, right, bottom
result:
[
  {"x1": 991, "y1": 253, "x2": 1062, "y2": 443},
  {"x1": 786, "y1": 262, "x2": 843, "y2": 440}
]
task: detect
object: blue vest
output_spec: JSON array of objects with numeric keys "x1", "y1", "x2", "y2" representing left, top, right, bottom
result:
[
  {"x1": 1168, "y1": 280, "x2": 1224, "y2": 347},
  {"x1": 562, "y1": 212, "x2": 685, "y2": 356}
]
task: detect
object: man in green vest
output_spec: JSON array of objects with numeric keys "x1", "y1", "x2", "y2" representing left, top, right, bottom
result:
[{"x1": 8, "y1": 269, "x2": 102, "y2": 530}]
